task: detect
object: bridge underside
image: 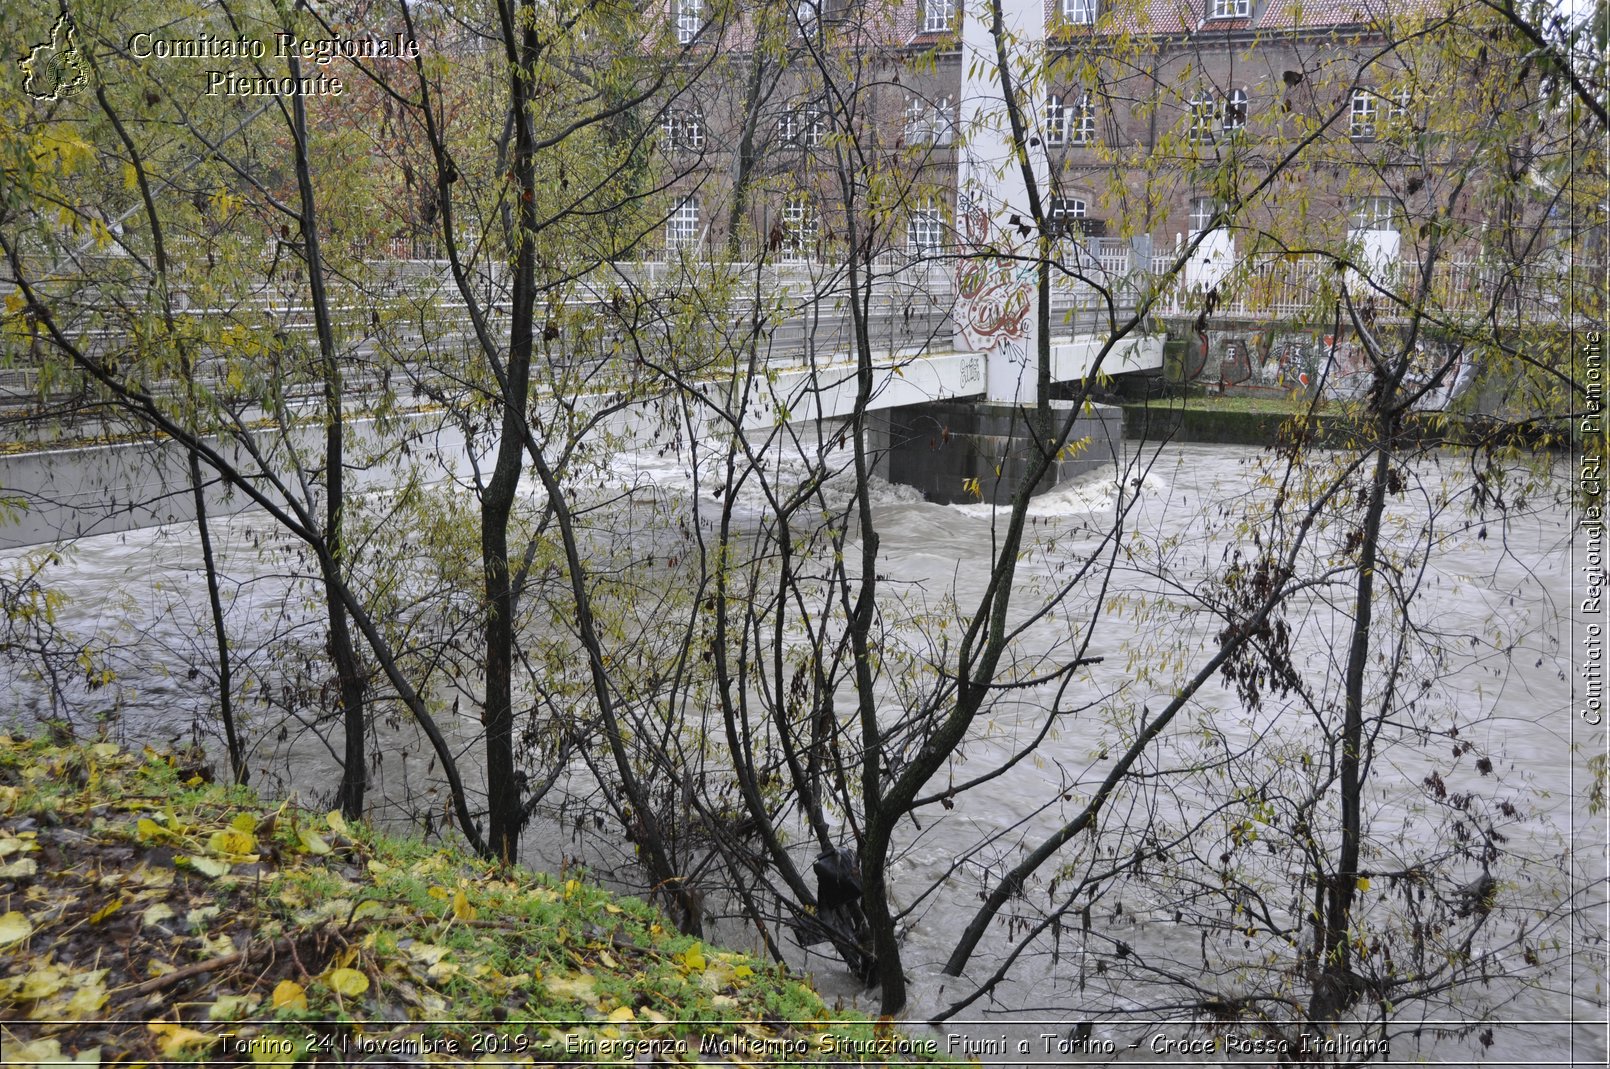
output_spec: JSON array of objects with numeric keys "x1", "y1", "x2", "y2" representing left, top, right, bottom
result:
[{"x1": 873, "y1": 399, "x2": 1125, "y2": 506}]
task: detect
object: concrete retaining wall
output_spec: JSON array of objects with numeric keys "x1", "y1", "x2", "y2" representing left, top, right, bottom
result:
[{"x1": 873, "y1": 399, "x2": 1123, "y2": 505}]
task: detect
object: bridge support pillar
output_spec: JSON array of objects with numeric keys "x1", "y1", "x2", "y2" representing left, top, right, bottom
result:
[{"x1": 871, "y1": 399, "x2": 1123, "y2": 506}]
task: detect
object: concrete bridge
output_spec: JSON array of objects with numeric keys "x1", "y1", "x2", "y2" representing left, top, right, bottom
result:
[{"x1": 0, "y1": 323, "x2": 1164, "y2": 549}]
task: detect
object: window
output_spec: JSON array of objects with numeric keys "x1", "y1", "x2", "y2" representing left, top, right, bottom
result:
[
  {"x1": 780, "y1": 102, "x2": 826, "y2": 147},
  {"x1": 923, "y1": 0, "x2": 956, "y2": 33},
  {"x1": 1048, "y1": 196, "x2": 1087, "y2": 237},
  {"x1": 676, "y1": 0, "x2": 702, "y2": 43},
  {"x1": 905, "y1": 95, "x2": 955, "y2": 146},
  {"x1": 1222, "y1": 88, "x2": 1248, "y2": 133},
  {"x1": 662, "y1": 109, "x2": 705, "y2": 152},
  {"x1": 1349, "y1": 196, "x2": 1395, "y2": 232},
  {"x1": 782, "y1": 195, "x2": 819, "y2": 261},
  {"x1": 1349, "y1": 89, "x2": 1377, "y2": 140},
  {"x1": 1209, "y1": 0, "x2": 1249, "y2": 16},
  {"x1": 1188, "y1": 196, "x2": 1217, "y2": 234},
  {"x1": 1062, "y1": 0, "x2": 1097, "y2": 23},
  {"x1": 1388, "y1": 88, "x2": 1409, "y2": 122},
  {"x1": 802, "y1": 103, "x2": 826, "y2": 147},
  {"x1": 1385, "y1": 87, "x2": 1411, "y2": 133},
  {"x1": 1188, "y1": 96, "x2": 1215, "y2": 143},
  {"x1": 1069, "y1": 92, "x2": 1095, "y2": 145},
  {"x1": 908, "y1": 199, "x2": 943, "y2": 254},
  {"x1": 1045, "y1": 94, "x2": 1067, "y2": 146},
  {"x1": 667, "y1": 194, "x2": 701, "y2": 251}
]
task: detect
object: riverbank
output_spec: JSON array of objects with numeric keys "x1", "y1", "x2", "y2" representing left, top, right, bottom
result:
[
  {"x1": 0, "y1": 737, "x2": 948, "y2": 1066},
  {"x1": 1119, "y1": 393, "x2": 1573, "y2": 448}
]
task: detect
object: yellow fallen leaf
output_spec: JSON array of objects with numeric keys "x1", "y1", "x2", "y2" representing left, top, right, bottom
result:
[
  {"x1": 141, "y1": 902, "x2": 176, "y2": 928},
  {"x1": 135, "y1": 865, "x2": 174, "y2": 889},
  {"x1": 0, "y1": 858, "x2": 38, "y2": 878},
  {"x1": 298, "y1": 828, "x2": 332, "y2": 855},
  {"x1": 327, "y1": 967, "x2": 369, "y2": 997},
  {"x1": 272, "y1": 979, "x2": 308, "y2": 1011},
  {"x1": 606, "y1": 1005, "x2": 635, "y2": 1022},
  {"x1": 208, "y1": 993, "x2": 258, "y2": 1020},
  {"x1": 149, "y1": 1021, "x2": 213, "y2": 1056},
  {"x1": 405, "y1": 942, "x2": 449, "y2": 966},
  {"x1": 88, "y1": 742, "x2": 120, "y2": 760},
  {"x1": 0, "y1": 834, "x2": 36, "y2": 857},
  {"x1": 208, "y1": 828, "x2": 257, "y2": 859},
  {"x1": 251, "y1": 1034, "x2": 306, "y2": 1066},
  {"x1": 680, "y1": 946, "x2": 707, "y2": 972},
  {"x1": 65, "y1": 977, "x2": 109, "y2": 1015},
  {"x1": 452, "y1": 888, "x2": 477, "y2": 921},
  {"x1": 0, "y1": 909, "x2": 33, "y2": 946},
  {"x1": 231, "y1": 813, "x2": 257, "y2": 833},
  {"x1": 327, "y1": 810, "x2": 351, "y2": 837},
  {"x1": 15, "y1": 965, "x2": 68, "y2": 999},
  {"x1": 181, "y1": 855, "x2": 231, "y2": 878},
  {"x1": 544, "y1": 972, "x2": 597, "y2": 1002},
  {"x1": 88, "y1": 898, "x2": 123, "y2": 924},
  {"x1": 186, "y1": 905, "x2": 221, "y2": 928},
  {"x1": 9, "y1": 1038, "x2": 100, "y2": 1064}
]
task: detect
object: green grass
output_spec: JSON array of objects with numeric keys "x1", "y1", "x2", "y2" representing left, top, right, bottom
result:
[
  {"x1": 1128, "y1": 392, "x2": 1343, "y2": 415},
  {"x1": 0, "y1": 735, "x2": 954, "y2": 1066}
]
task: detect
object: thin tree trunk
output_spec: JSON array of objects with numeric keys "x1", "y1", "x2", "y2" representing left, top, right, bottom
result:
[
  {"x1": 1312, "y1": 417, "x2": 1393, "y2": 1022},
  {"x1": 188, "y1": 453, "x2": 242, "y2": 784},
  {"x1": 285, "y1": 40, "x2": 367, "y2": 820}
]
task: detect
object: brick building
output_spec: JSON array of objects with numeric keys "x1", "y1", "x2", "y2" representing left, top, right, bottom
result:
[{"x1": 653, "y1": 0, "x2": 1455, "y2": 283}]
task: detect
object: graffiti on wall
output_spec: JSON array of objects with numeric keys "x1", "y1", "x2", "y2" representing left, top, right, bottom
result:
[
  {"x1": 954, "y1": 193, "x2": 1037, "y2": 353},
  {"x1": 1186, "y1": 330, "x2": 1475, "y2": 410}
]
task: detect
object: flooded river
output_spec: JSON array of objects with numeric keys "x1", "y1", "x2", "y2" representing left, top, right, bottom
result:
[{"x1": 2, "y1": 440, "x2": 1603, "y2": 1066}]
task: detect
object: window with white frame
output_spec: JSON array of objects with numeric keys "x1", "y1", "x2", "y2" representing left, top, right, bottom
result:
[
  {"x1": 908, "y1": 199, "x2": 943, "y2": 254},
  {"x1": 802, "y1": 102, "x2": 826, "y2": 147},
  {"x1": 1069, "y1": 92, "x2": 1095, "y2": 144},
  {"x1": 1048, "y1": 196, "x2": 1087, "y2": 237},
  {"x1": 1045, "y1": 94, "x2": 1068, "y2": 145},
  {"x1": 1349, "y1": 196, "x2": 1395, "y2": 232},
  {"x1": 676, "y1": 0, "x2": 703, "y2": 43},
  {"x1": 932, "y1": 95, "x2": 955, "y2": 145},
  {"x1": 905, "y1": 95, "x2": 955, "y2": 146},
  {"x1": 1187, "y1": 96, "x2": 1215, "y2": 143},
  {"x1": 667, "y1": 194, "x2": 701, "y2": 251},
  {"x1": 1209, "y1": 0, "x2": 1248, "y2": 16},
  {"x1": 1348, "y1": 88, "x2": 1378, "y2": 140},
  {"x1": 1222, "y1": 88, "x2": 1248, "y2": 132},
  {"x1": 662, "y1": 109, "x2": 705, "y2": 152},
  {"x1": 780, "y1": 102, "x2": 826, "y2": 147},
  {"x1": 1062, "y1": 0, "x2": 1097, "y2": 23},
  {"x1": 782, "y1": 194, "x2": 819, "y2": 261},
  {"x1": 1188, "y1": 196, "x2": 1217, "y2": 234},
  {"x1": 923, "y1": 0, "x2": 956, "y2": 33},
  {"x1": 1386, "y1": 87, "x2": 1411, "y2": 132}
]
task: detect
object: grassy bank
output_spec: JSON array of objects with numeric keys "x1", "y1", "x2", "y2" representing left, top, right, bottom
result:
[{"x1": 0, "y1": 737, "x2": 949, "y2": 1066}]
